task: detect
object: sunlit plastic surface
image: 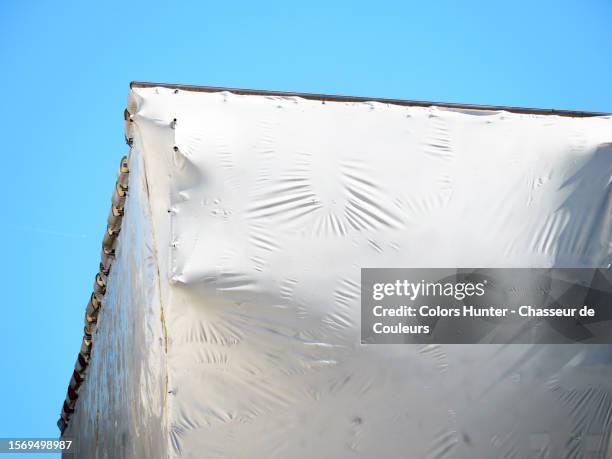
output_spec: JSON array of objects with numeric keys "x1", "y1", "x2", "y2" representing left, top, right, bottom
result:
[{"x1": 65, "y1": 87, "x2": 612, "y2": 458}]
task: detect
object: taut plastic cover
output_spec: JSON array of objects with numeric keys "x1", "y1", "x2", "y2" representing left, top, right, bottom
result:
[{"x1": 63, "y1": 86, "x2": 612, "y2": 458}]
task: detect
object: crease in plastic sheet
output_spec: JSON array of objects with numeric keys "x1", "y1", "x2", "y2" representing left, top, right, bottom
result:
[
  {"x1": 62, "y1": 147, "x2": 167, "y2": 458},
  {"x1": 80, "y1": 86, "x2": 611, "y2": 458}
]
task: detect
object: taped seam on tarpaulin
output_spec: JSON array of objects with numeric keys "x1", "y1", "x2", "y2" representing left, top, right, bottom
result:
[{"x1": 57, "y1": 155, "x2": 130, "y2": 434}]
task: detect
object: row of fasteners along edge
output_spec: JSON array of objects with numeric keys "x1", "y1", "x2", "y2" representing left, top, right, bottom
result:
[{"x1": 57, "y1": 155, "x2": 130, "y2": 434}]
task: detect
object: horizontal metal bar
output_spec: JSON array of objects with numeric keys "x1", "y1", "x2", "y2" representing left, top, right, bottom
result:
[{"x1": 130, "y1": 81, "x2": 610, "y2": 118}]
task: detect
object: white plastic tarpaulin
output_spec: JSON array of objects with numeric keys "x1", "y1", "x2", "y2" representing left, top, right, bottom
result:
[{"x1": 60, "y1": 83, "x2": 612, "y2": 458}]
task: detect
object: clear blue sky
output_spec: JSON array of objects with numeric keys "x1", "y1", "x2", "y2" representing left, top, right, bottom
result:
[{"x1": 0, "y1": 0, "x2": 611, "y2": 456}]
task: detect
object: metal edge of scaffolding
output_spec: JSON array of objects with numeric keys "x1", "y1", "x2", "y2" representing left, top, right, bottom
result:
[{"x1": 130, "y1": 81, "x2": 610, "y2": 118}]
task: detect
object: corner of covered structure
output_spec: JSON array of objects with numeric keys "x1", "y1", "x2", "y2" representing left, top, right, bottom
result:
[{"x1": 124, "y1": 84, "x2": 144, "y2": 146}]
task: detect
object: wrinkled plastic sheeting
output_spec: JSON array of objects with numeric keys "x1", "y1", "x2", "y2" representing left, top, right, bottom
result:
[
  {"x1": 62, "y1": 149, "x2": 167, "y2": 457},
  {"x1": 69, "y1": 86, "x2": 612, "y2": 458}
]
